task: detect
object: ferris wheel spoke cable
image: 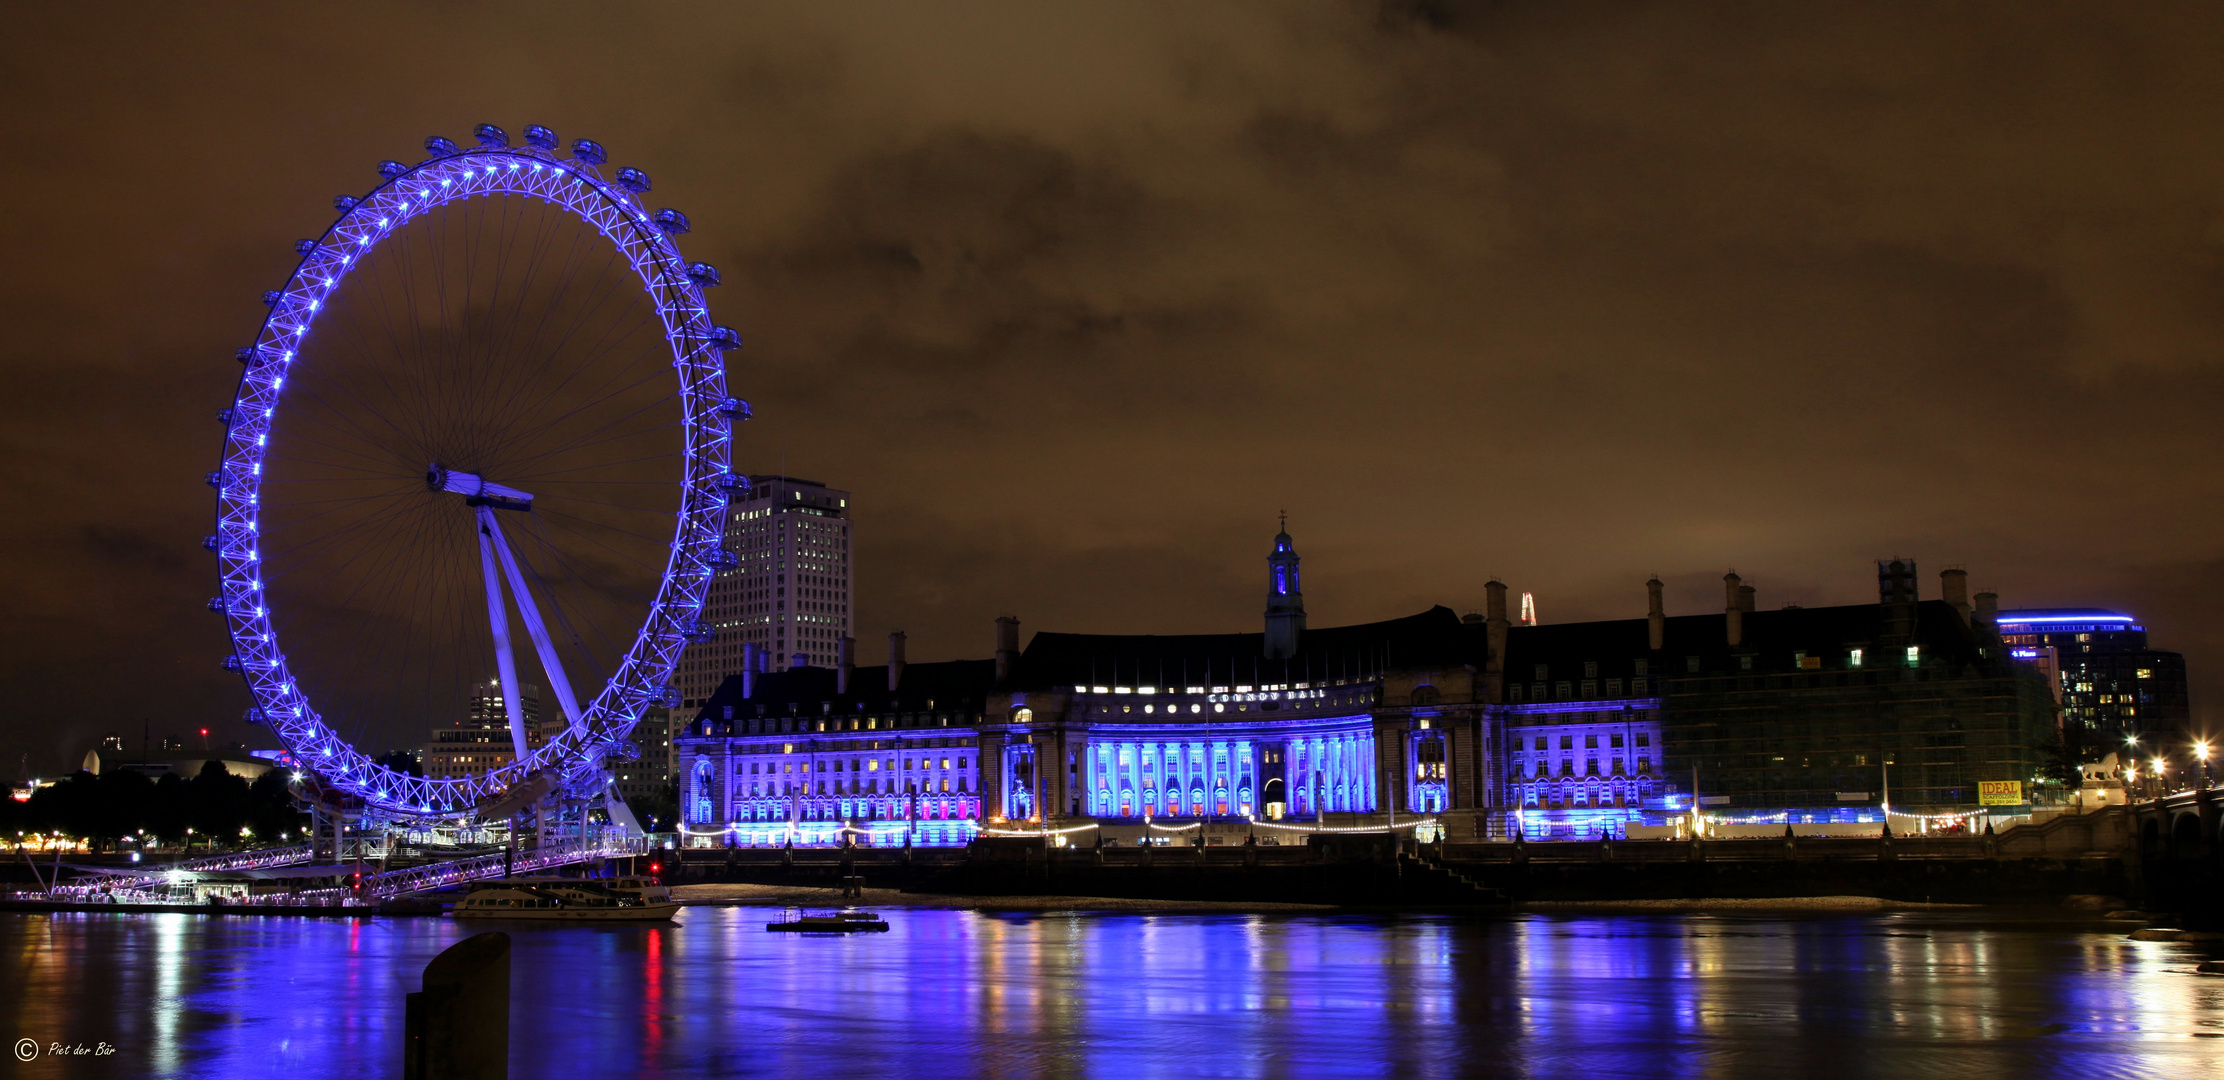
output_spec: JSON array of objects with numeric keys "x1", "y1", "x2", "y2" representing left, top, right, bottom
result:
[
  {"x1": 506, "y1": 513, "x2": 648, "y2": 662},
  {"x1": 475, "y1": 284, "x2": 671, "y2": 463},
  {"x1": 523, "y1": 515, "x2": 668, "y2": 603},
  {"x1": 489, "y1": 359, "x2": 675, "y2": 474}
]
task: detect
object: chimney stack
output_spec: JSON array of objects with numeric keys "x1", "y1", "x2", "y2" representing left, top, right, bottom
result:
[
  {"x1": 888, "y1": 631, "x2": 906, "y2": 693},
  {"x1": 837, "y1": 635, "x2": 853, "y2": 694},
  {"x1": 1878, "y1": 558, "x2": 1918, "y2": 646},
  {"x1": 1646, "y1": 577, "x2": 1665, "y2": 651},
  {"x1": 1723, "y1": 572, "x2": 1744, "y2": 648},
  {"x1": 1940, "y1": 568, "x2": 1970, "y2": 624},
  {"x1": 1484, "y1": 580, "x2": 1509, "y2": 674},
  {"x1": 1973, "y1": 590, "x2": 2000, "y2": 649},
  {"x1": 995, "y1": 616, "x2": 1021, "y2": 685},
  {"x1": 742, "y1": 642, "x2": 761, "y2": 698},
  {"x1": 1738, "y1": 584, "x2": 1756, "y2": 613}
]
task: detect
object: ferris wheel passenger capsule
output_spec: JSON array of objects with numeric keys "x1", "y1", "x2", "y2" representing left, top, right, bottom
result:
[
  {"x1": 262, "y1": 291, "x2": 283, "y2": 307},
  {"x1": 686, "y1": 262, "x2": 721, "y2": 287},
  {"x1": 218, "y1": 408, "x2": 236, "y2": 425},
  {"x1": 221, "y1": 655, "x2": 244, "y2": 672},
  {"x1": 653, "y1": 208, "x2": 691, "y2": 234},
  {"x1": 705, "y1": 548, "x2": 740, "y2": 570},
  {"x1": 243, "y1": 708, "x2": 265, "y2": 726},
  {"x1": 616, "y1": 167, "x2": 652, "y2": 193},
  {"x1": 715, "y1": 397, "x2": 750, "y2": 421},
  {"x1": 708, "y1": 325, "x2": 742, "y2": 351},
  {"x1": 524, "y1": 125, "x2": 559, "y2": 150},
  {"x1": 570, "y1": 139, "x2": 607, "y2": 165},
  {"x1": 201, "y1": 535, "x2": 219, "y2": 551},
  {"x1": 295, "y1": 239, "x2": 318, "y2": 255},
  {"x1": 208, "y1": 597, "x2": 226, "y2": 613},
  {"x1": 424, "y1": 135, "x2": 460, "y2": 158},
  {"x1": 378, "y1": 160, "x2": 408, "y2": 179},
  {"x1": 714, "y1": 472, "x2": 749, "y2": 496},
  {"x1": 473, "y1": 123, "x2": 510, "y2": 149},
  {"x1": 334, "y1": 195, "x2": 359, "y2": 212},
  {"x1": 236, "y1": 347, "x2": 256, "y2": 364}
]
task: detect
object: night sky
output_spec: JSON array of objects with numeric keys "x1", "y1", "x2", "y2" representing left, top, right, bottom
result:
[{"x1": 7, "y1": 2, "x2": 2224, "y2": 775}]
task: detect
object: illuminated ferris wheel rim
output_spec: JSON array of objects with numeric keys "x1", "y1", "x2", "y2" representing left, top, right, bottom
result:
[{"x1": 210, "y1": 125, "x2": 738, "y2": 820}]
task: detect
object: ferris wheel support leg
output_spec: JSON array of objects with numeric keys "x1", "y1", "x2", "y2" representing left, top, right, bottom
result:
[
  {"x1": 604, "y1": 777, "x2": 644, "y2": 836},
  {"x1": 475, "y1": 511, "x2": 530, "y2": 761},
  {"x1": 480, "y1": 510, "x2": 587, "y2": 736}
]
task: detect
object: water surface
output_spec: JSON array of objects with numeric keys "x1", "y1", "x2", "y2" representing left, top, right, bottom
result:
[{"x1": 3, "y1": 906, "x2": 2220, "y2": 1078}]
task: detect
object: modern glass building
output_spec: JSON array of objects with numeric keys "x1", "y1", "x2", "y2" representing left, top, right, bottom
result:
[{"x1": 1996, "y1": 608, "x2": 2189, "y2": 756}]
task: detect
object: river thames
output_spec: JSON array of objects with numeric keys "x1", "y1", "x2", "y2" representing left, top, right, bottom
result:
[{"x1": 2, "y1": 906, "x2": 2219, "y2": 1078}]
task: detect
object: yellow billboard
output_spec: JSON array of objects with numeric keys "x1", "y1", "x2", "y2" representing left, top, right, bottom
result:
[{"x1": 1978, "y1": 780, "x2": 2024, "y2": 806}]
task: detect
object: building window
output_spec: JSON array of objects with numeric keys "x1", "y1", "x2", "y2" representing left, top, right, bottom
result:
[
  {"x1": 1849, "y1": 648, "x2": 1864, "y2": 668},
  {"x1": 1686, "y1": 656, "x2": 1701, "y2": 673},
  {"x1": 1605, "y1": 678, "x2": 1622, "y2": 696}
]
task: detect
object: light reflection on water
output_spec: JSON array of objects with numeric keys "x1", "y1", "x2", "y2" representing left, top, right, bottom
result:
[{"x1": 2, "y1": 908, "x2": 2220, "y2": 1078}]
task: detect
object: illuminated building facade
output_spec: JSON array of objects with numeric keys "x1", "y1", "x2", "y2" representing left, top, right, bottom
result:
[
  {"x1": 674, "y1": 658, "x2": 993, "y2": 847},
  {"x1": 676, "y1": 532, "x2": 2079, "y2": 844},
  {"x1": 1996, "y1": 608, "x2": 2189, "y2": 751},
  {"x1": 675, "y1": 476, "x2": 852, "y2": 706}
]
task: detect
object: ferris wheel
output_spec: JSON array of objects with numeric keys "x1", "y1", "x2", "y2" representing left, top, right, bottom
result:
[{"x1": 207, "y1": 123, "x2": 743, "y2": 824}]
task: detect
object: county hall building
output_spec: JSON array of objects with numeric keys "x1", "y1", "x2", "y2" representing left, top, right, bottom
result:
[{"x1": 674, "y1": 528, "x2": 2059, "y2": 845}]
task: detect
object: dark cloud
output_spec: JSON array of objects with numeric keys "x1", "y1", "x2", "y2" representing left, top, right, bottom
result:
[{"x1": 5, "y1": 2, "x2": 2224, "y2": 771}]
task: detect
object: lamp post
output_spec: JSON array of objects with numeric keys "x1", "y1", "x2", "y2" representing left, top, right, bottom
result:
[{"x1": 2198, "y1": 741, "x2": 2213, "y2": 790}]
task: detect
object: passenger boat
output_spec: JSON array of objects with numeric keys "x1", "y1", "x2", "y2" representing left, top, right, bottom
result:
[
  {"x1": 767, "y1": 908, "x2": 890, "y2": 933},
  {"x1": 452, "y1": 880, "x2": 679, "y2": 921}
]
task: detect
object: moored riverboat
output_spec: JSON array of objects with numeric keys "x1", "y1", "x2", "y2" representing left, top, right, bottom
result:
[
  {"x1": 767, "y1": 908, "x2": 889, "y2": 933},
  {"x1": 453, "y1": 880, "x2": 679, "y2": 921}
]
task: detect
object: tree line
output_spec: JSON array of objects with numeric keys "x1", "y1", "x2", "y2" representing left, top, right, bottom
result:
[{"x1": 2, "y1": 762, "x2": 306, "y2": 851}]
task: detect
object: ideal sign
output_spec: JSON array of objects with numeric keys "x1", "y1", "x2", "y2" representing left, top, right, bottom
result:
[{"x1": 1977, "y1": 781, "x2": 2025, "y2": 806}]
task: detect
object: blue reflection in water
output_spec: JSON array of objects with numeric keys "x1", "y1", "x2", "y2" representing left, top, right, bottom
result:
[{"x1": 1, "y1": 909, "x2": 2218, "y2": 1078}]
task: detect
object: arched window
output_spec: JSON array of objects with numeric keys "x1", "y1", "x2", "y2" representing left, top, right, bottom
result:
[{"x1": 688, "y1": 759, "x2": 714, "y2": 824}]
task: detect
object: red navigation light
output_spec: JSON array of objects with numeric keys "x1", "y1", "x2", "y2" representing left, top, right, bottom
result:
[{"x1": 200, "y1": 728, "x2": 209, "y2": 736}]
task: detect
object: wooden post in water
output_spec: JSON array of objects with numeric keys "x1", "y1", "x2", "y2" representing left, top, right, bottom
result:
[{"x1": 403, "y1": 931, "x2": 510, "y2": 1080}]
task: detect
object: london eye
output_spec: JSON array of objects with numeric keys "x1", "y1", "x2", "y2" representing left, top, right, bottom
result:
[{"x1": 206, "y1": 123, "x2": 742, "y2": 826}]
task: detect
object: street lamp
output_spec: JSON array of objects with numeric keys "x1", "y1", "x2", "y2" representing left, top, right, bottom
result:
[{"x1": 2197, "y1": 741, "x2": 2213, "y2": 789}]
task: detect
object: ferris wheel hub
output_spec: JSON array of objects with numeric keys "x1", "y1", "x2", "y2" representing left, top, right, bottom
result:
[{"x1": 426, "y1": 464, "x2": 535, "y2": 511}]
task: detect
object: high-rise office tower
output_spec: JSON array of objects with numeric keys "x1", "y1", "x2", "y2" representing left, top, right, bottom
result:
[{"x1": 674, "y1": 476, "x2": 853, "y2": 706}]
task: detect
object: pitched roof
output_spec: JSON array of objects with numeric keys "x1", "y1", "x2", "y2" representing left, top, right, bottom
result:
[
  {"x1": 1011, "y1": 606, "x2": 1469, "y2": 687},
  {"x1": 693, "y1": 659, "x2": 997, "y2": 721}
]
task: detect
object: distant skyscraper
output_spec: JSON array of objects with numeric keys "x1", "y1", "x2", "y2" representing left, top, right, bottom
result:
[
  {"x1": 675, "y1": 476, "x2": 852, "y2": 706},
  {"x1": 421, "y1": 679, "x2": 543, "y2": 780}
]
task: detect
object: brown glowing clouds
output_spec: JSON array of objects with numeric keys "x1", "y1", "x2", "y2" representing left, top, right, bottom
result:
[{"x1": 4, "y1": 2, "x2": 2224, "y2": 765}]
